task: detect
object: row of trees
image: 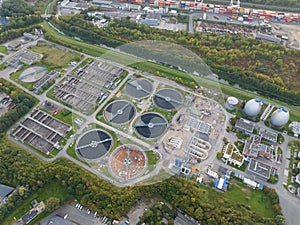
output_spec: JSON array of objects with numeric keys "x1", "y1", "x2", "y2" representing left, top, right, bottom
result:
[
  {"x1": 0, "y1": 79, "x2": 37, "y2": 135},
  {"x1": 49, "y1": 15, "x2": 300, "y2": 106}
]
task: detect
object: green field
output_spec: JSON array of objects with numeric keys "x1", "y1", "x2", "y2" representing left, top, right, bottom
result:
[
  {"x1": 2, "y1": 182, "x2": 70, "y2": 225},
  {"x1": 30, "y1": 41, "x2": 82, "y2": 69},
  {"x1": 0, "y1": 46, "x2": 7, "y2": 54},
  {"x1": 66, "y1": 144, "x2": 88, "y2": 165},
  {"x1": 42, "y1": 21, "x2": 300, "y2": 122},
  {"x1": 220, "y1": 181, "x2": 275, "y2": 218}
]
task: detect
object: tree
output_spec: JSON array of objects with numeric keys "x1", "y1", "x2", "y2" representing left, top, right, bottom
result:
[
  {"x1": 0, "y1": 0, "x2": 34, "y2": 17},
  {"x1": 45, "y1": 197, "x2": 60, "y2": 212},
  {"x1": 275, "y1": 215, "x2": 286, "y2": 225}
]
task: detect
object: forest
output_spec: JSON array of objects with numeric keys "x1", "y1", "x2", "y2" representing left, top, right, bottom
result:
[
  {"x1": 0, "y1": 138, "x2": 285, "y2": 225},
  {"x1": 0, "y1": 0, "x2": 34, "y2": 17},
  {"x1": 49, "y1": 15, "x2": 300, "y2": 106},
  {"x1": 0, "y1": 0, "x2": 42, "y2": 44},
  {"x1": 0, "y1": 79, "x2": 38, "y2": 135}
]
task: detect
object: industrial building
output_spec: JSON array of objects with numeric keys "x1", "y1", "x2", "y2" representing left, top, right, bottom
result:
[
  {"x1": 23, "y1": 32, "x2": 38, "y2": 41},
  {"x1": 243, "y1": 99, "x2": 263, "y2": 117},
  {"x1": 7, "y1": 40, "x2": 22, "y2": 51},
  {"x1": 143, "y1": 13, "x2": 162, "y2": 26},
  {"x1": 46, "y1": 216, "x2": 78, "y2": 225},
  {"x1": 225, "y1": 96, "x2": 238, "y2": 110},
  {"x1": 289, "y1": 122, "x2": 300, "y2": 137},
  {"x1": 256, "y1": 33, "x2": 281, "y2": 43},
  {"x1": 235, "y1": 118, "x2": 254, "y2": 135},
  {"x1": 243, "y1": 135, "x2": 274, "y2": 159},
  {"x1": 270, "y1": 107, "x2": 290, "y2": 127},
  {"x1": 187, "y1": 117, "x2": 211, "y2": 141},
  {"x1": 223, "y1": 143, "x2": 244, "y2": 167},
  {"x1": 0, "y1": 183, "x2": 14, "y2": 205},
  {"x1": 259, "y1": 128, "x2": 278, "y2": 144},
  {"x1": 247, "y1": 158, "x2": 272, "y2": 180}
]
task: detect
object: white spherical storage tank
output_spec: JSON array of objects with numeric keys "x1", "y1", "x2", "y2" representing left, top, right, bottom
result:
[
  {"x1": 270, "y1": 108, "x2": 290, "y2": 127},
  {"x1": 243, "y1": 99, "x2": 263, "y2": 117}
]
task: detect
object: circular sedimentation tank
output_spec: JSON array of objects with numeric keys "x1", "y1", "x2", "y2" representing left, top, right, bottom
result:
[
  {"x1": 104, "y1": 100, "x2": 136, "y2": 125},
  {"x1": 153, "y1": 88, "x2": 183, "y2": 110},
  {"x1": 134, "y1": 113, "x2": 168, "y2": 139},
  {"x1": 76, "y1": 129, "x2": 112, "y2": 160},
  {"x1": 126, "y1": 78, "x2": 153, "y2": 99},
  {"x1": 19, "y1": 66, "x2": 47, "y2": 83}
]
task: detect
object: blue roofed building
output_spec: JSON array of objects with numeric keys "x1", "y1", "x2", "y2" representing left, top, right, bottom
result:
[{"x1": 215, "y1": 177, "x2": 229, "y2": 192}]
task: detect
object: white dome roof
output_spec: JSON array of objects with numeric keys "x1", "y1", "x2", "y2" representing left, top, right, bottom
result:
[
  {"x1": 270, "y1": 108, "x2": 290, "y2": 127},
  {"x1": 244, "y1": 99, "x2": 263, "y2": 117}
]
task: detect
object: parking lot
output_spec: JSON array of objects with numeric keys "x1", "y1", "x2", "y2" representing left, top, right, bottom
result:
[
  {"x1": 53, "y1": 60, "x2": 123, "y2": 113},
  {"x1": 157, "y1": 20, "x2": 187, "y2": 31},
  {"x1": 12, "y1": 109, "x2": 72, "y2": 154},
  {"x1": 39, "y1": 203, "x2": 115, "y2": 225}
]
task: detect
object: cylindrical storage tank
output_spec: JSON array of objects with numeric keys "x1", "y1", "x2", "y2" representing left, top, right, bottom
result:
[
  {"x1": 270, "y1": 107, "x2": 290, "y2": 127},
  {"x1": 225, "y1": 96, "x2": 238, "y2": 110},
  {"x1": 244, "y1": 99, "x2": 263, "y2": 117}
]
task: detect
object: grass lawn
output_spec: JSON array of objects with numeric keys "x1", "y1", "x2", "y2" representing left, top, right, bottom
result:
[
  {"x1": 42, "y1": 21, "x2": 300, "y2": 121},
  {"x1": 0, "y1": 62, "x2": 6, "y2": 71},
  {"x1": 146, "y1": 150, "x2": 158, "y2": 173},
  {"x1": 66, "y1": 144, "x2": 88, "y2": 165},
  {"x1": 30, "y1": 41, "x2": 82, "y2": 69},
  {"x1": 151, "y1": 106, "x2": 177, "y2": 123},
  {"x1": 146, "y1": 150, "x2": 158, "y2": 165},
  {"x1": 2, "y1": 181, "x2": 71, "y2": 225},
  {"x1": 0, "y1": 45, "x2": 7, "y2": 54},
  {"x1": 51, "y1": 108, "x2": 85, "y2": 130},
  {"x1": 223, "y1": 181, "x2": 274, "y2": 218}
]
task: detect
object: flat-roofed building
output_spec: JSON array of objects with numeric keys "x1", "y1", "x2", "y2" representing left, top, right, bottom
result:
[
  {"x1": 235, "y1": 118, "x2": 254, "y2": 135},
  {"x1": 243, "y1": 135, "x2": 274, "y2": 159},
  {"x1": 259, "y1": 128, "x2": 278, "y2": 144},
  {"x1": 0, "y1": 183, "x2": 14, "y2": 205},
  {"x1": 248, "y1": 158, "x2": 272, "y2": 180},
  {"x1": 289, "y1": 122, "x2": 300, "y2": 137},
  {"x1": 256, "y1": 33, "x2": 281, "y2": 43},
  {"x1": 0, "y1": 184, "x2": 14, "y2": 198},
  {"x1": 187, "y1": 117, "x2": 211, "y2": 141},
  {"x1": 8, "y1": 40, "x2": 22, "y2": 51},
  {"x1": 47, "y1": 216, "x2": 78, "y2": 225},
  {"x1": 23, "y1": 32, "x2": 38, "y2": 41}
]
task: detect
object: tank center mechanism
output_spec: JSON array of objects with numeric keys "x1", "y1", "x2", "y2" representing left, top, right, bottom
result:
[{"x1": 77, "y1": 138, "x2": 112, "y2": 150}]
